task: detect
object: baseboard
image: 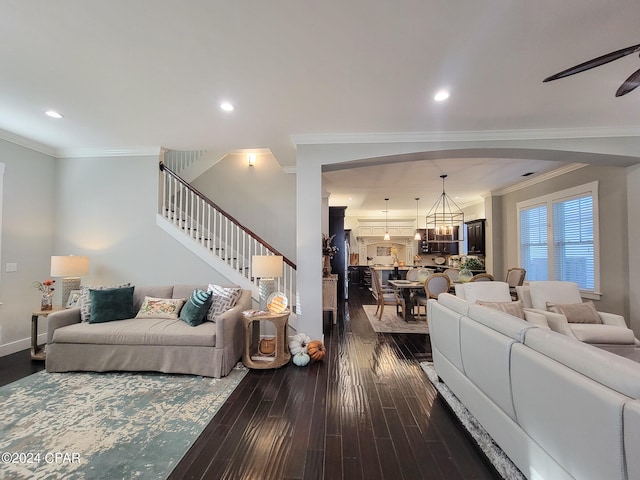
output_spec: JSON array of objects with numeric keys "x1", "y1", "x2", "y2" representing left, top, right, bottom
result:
[{"x1": 0, "y1": 333, "x2": 47, "y2": 358}]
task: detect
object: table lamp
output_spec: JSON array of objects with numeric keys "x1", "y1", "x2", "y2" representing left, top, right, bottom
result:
[
  {"x1": 50, "y1": 255, "x2": 90, "y2": 306},
  {"x1": 252, "y1": 255, "x2": 283, "y2": 311}
]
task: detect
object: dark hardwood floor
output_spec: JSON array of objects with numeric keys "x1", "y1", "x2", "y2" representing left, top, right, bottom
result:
[
  {"x1": 0, "y1": 286, "x2": 500, "y2": 480},
  {"x1": 170, "y1": 285, "x2": 499, "y2": 480}
]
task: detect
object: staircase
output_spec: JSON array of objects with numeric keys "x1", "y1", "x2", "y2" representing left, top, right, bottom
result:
[{"x1": 156, "y1": 161, "x2": 297, "y2": 319}]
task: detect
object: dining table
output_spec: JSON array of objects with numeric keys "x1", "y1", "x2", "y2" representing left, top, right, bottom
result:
[{"x1": 387, "y1": 279, "x2": 426, "y2": 322}]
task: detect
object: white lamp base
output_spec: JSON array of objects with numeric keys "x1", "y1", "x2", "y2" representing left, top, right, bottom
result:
[
  {"x1": 259, "y1": 278, "x2": 276, "y2": 311},
  {"x1": 61, "y1": 277, "x2": 81, "y2": 307}
]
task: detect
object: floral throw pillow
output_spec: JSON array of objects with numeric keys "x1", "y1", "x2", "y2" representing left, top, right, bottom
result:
[
  {"x1": 135, "y1": 296, "x2": 186, "y2": 320},
  {"x1": 79, "y1": 283, "x2": 132, "y2": 322},
  {"x1": 206, "y1": 284, "x2": 242, "y2": 322}
]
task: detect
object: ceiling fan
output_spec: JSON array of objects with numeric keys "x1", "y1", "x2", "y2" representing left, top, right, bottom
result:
[{"x1": 543, "y1": 43, "x2": 640, "y2": 97}]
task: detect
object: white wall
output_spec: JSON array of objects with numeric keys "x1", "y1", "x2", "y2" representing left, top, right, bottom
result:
[
  {"x1": 53, "y1": 155, "x2": 232, "y2": 288},
  {"x1": 0, "y1": 139, "x2": 56, "y2": 355},
  {"x1": 190, "y1": 153, "x2": 296, "y2": 261}
]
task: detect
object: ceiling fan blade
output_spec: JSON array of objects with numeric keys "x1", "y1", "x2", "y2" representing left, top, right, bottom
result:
[
  {"x1": 543, "y1": 43, "x2": 640, "y2": 82},
  {"x1": 615, "y1": 67, "x2": 640, "y2": 97}
]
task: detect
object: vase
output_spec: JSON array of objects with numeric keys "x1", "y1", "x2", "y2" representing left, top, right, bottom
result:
[
  {"x1": 458, "y1": 268, "x2": 474, "y2": 283},
  {"x1": 323, "y1": 255, "x2": 332, "y2": 277},
  {"x1": 41, "y1": 293, "x2": 53, "y2": 311}
]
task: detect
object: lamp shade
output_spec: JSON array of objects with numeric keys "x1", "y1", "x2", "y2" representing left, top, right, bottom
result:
[
  {"x1": 252, "y1": 255, "x2": 283, "y2": 278},
  {"x1": 50, "y1": 255, "x2": 90, "y2": 277}
]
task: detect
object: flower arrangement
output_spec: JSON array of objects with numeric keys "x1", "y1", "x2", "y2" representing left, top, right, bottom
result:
[
  {"x1": 322, "y1": 234, "x2": 339, "y2": 258},
  {"x1": 33, "y1": 279, "x2": 55, "y2": 294},
  {"x1": 33, "y1": 279, "x2": 55, "y2": 310},
  {"x1": 390, "y1": 246, "x2": 399, "y2": 263},
  {"x1": 461, "y1": 257, "x2": 485, "y2": 271}
]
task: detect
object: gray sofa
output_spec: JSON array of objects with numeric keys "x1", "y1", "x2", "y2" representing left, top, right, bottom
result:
[
  {"x1": 428, "y1": 292, "x2": 640, "y2": 480},
  {"x1": 45, "y1": 285, "x2": 252, "y2": 378}
]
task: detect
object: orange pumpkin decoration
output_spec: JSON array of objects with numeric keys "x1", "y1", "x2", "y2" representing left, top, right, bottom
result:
[{"x1": 307, "y1": 340, "x2": 326, "y2": 361}]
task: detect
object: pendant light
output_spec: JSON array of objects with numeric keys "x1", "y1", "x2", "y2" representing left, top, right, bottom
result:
[
  {"x1": 383, "y1": 198, "x2": 391, "y2": 241},
  {"x1": 426, "y1": 175, "x2": 464, "y2": 241},
  {"x1": 414, "y1": 198, "x2": 422, "y2": 240}
]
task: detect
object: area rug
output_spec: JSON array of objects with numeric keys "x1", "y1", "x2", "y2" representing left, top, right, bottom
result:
[
  {"x1": 362, "y1": 304, "x2": 429, "y2": 334},
  {"x1": 0, "y1": 365, "x2": 247, "y2": 480},
  {"x1": 420, "y1": 362, "x2": 525, "y2": 480}
]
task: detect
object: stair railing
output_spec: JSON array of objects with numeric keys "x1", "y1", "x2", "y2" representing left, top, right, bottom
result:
[{"x1": 159, "y1": 162, "x2": 296, "y2": 307}]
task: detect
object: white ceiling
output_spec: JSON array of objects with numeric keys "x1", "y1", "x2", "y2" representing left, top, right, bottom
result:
[{"x1": 2, "y1": 1, "x2": 640, "y2": 215}]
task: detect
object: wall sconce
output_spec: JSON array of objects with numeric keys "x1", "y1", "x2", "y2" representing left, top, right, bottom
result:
[
  {"x1": 50, "y1": 255, "x2": 90, "y2": 306},
  {"x1": 248, "y1": 153, "x2": 257, "y2": 167}
]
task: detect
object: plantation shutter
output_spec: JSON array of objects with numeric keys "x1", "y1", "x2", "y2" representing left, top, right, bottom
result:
[
  {"x1": 553, "y1": 194, "x2": 594, "y2": 290},
  {"x1": 519, "y1": 205, "x2": 548, "y2": 281}
]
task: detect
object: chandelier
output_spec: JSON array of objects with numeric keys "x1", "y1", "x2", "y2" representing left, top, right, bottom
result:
[{"x1": 426, "y1": 175, "x2": 464, "y2": 241}]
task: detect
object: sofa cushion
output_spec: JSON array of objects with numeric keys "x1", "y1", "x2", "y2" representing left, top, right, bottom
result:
[
  {"x1": 180, "y1": 289, "x2": 213, "y2": 326},
  {"x1": 468, "y1": 303, "x2": 535, "y2": 341},
  {"x1": 52, "y1": 317, "x2": 217, "y2": 347},
  {"x1": 460, "y1": 282, "x2": 512, "y2": 303},
  {"x1": 80, "y1": 283, "x2": 132, "y2": 322},
  {"x1": 477, "y1": 300, "x2": 525, "y2": 319},
  {"x1": 528, "y1": 281, "x2": 582, "y2": 310},
  {"x1": 570, "y1": 324, "x2": 637, "y2": 344},
  {"x1": 547, "y1": 301, "x2": 602, "y2": 324},
  {"x1": 523, "y1": 327, "x2": 640, "y2": 398},
  {"x1": 207, "y1": 284, "x2": 242, "y2": 321},
  {"x1": 135, "y1": 296, "x2": 186, "y2": 320},
  {"x1": 89, "y1": 286, "x2": 135, "y2": 324}
]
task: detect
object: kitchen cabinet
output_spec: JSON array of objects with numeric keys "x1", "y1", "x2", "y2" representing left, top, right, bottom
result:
[
  {"x1": 466, "y1": 219, "x2": 486, "y2": 255},
  {"x1": 417, "y1": 228, "x2": 459, "y2": 255}
]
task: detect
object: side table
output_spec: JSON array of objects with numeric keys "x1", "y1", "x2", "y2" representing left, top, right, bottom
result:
[
  {"x1": 31, "y1": 307, "x2": 64, "y2": 361},
  {"x1": 242, "y1": 311, "x2": 291, "y2": 369},
  {"x1": 322, "y1": 274, "x2": 338, "y2": 324}
]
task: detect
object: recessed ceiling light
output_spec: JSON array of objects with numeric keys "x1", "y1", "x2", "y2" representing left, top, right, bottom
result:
[
  {"x1": 45, "y1": 110, "x2": 63, "y2": 119},
  {"x1": 220, "y1": 102, "x2": 234, "y2": 112},
  {"x1": 434, "y1": 90, "x2": 450, "y2": 102}
]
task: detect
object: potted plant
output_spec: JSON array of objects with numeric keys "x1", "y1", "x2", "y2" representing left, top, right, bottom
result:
[{"x1": 459, "y1": 257, "x2": 485, "y2": 282}]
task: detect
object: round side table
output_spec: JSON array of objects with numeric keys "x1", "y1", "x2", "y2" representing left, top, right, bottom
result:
[{"x1": 242, "y1": 311, "x2": 291, "y2": 369}]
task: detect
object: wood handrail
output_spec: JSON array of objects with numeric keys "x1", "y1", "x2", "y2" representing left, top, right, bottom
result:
[{"x1": 160, "y1": 162, "x2": 296, "y2": 269}]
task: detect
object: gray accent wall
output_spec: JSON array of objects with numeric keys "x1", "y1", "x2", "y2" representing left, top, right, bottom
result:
[
  {"x1": 0, "y1": 139, "x2": 56, "y2": 354},
  {"x1": 498, "y1": 164, "x2": 628, "y2": 319}
]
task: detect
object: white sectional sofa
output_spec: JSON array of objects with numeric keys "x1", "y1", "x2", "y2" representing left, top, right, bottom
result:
[
  {"x1": 428, "y1": 292, "x2": 640, "y2": 480},
  {"x1": 45, "y1": 284, "x2": 252, "y2": 378}
]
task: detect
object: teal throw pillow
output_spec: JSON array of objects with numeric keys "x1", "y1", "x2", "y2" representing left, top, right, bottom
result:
[
  {"x1": 180, "y1": 289, "x2": 213, "y2": 326},
  {"x1": 89, "y1": 286, "x2": 135, "y2": 324}
]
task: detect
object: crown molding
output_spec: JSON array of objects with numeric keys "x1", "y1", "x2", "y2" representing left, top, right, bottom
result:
[
  {"x1": 291, "y1": 126, "x2": 640, "y2": 146},
  {"x1": 55, "y1": 146, "x2": 163, "y2": 158},
  {"x1": 0, "y1": 128, "x2": 58, "y2": 157},
  {"x1": 491, "y1": 163, "x2": 588, "y2": 196}
]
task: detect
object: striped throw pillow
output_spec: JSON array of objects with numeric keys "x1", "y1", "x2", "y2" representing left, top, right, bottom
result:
[{"x1": 180, "y1": 289, "x2": 213, "y2": 326}]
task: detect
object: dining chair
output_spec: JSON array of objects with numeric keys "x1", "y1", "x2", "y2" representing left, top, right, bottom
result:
[
  {"x1": 415, "y1": 273, "x2": 451, "y2": 318},
  {"x1": 406, "y1": 268, "x2": 419, "y2": 281},
  {"x1": 505, "y1": 267, "x2": 526, "y2": 299},
  {"x1": 370, "y1": 268, "x2": 405, "y2": 321},
  {"x1": 444, "y1": 268, "x2": 459, "y2": 283},
  {"x1": 469, "y1": 273, "x2": 494, "y2": 282}
]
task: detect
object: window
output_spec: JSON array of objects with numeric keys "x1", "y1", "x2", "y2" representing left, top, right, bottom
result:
[{"x1": 517, "y1": 182, "x2": 599, "y2": 296}]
